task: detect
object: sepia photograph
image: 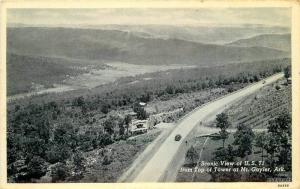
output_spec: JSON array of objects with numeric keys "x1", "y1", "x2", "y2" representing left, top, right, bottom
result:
[{"x1": 1, "y1": 1, "x2": 299, "y2": 188}]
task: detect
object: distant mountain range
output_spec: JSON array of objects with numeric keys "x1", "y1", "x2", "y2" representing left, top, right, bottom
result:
[
  {"x1": 91, "y1": 24, "x2": 290, "y2": 45},
  {"x1": 8, "y1": 24, "x2": 290, "y2": 44},
  {"x1": 227, "y1": 34, "x2": 291, "y2": 52},
  {"x1": 7, "y1": 27, "x2": 290, "y2": 66}
]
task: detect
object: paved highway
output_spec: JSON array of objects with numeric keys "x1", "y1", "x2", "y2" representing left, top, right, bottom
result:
[{"x1": 133, "y1": 73, "x2": 284, "y2": 182}]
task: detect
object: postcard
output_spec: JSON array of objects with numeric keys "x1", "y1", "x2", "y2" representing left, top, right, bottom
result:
[{"x1": 0, "y1": 0, "x2": 299, "y2": 189}]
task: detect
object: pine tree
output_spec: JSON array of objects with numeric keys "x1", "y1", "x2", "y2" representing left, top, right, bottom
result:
[
  {"x1": 186, "y1": 145, "x2": 199, "y2": 166},
  {"x1": 216, "y1": 113, "x2": 231, "y2": 148},
  {"x1": 233, "y1": 124, "x2": 255, "y2": 159}
]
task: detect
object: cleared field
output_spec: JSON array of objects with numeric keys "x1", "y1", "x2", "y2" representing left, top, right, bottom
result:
[
  {"x1": 224, "y1": 79, "x2": 291, "y2": 129},
  {"x1": 64, "y1": 62, "x2": 196, "y2": 88}
]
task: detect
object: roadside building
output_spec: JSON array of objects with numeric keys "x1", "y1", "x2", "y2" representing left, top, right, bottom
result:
[
  {"x1": 139, "y1": 102, "x2": 147, "y2": 107},
  {"x1": 129, "y1": 119, "x2": 149, "y2": 135}
]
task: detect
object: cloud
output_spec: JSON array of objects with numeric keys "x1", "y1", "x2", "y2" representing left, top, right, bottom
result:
[{"x1": 7, "y1": 8, "x2": 291, "y2": 27}]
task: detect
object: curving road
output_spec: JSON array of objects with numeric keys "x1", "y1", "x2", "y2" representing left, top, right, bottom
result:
[{"x1": 132, "y1": 73, "x2": 284, "y2": 182}]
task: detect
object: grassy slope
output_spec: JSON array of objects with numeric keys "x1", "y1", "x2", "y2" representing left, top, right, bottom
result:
[{"x1": 225, "y1": 80, "x2": 291, "y2": 128}]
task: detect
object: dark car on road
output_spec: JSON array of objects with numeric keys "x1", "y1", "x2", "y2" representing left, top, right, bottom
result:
[{"x1": 175, "y1": 134, "x2": 182, "y2": 141}]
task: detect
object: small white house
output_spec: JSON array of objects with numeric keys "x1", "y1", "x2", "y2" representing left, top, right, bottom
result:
[
  {"x1": 139, "y1": 102, "x2": 147, "y2": 107},
  {"x1": 129, "y1": 119, "x2": 149, "y2": 135}
]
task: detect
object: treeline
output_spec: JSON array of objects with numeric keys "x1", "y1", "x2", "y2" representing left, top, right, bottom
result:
[{"x1": 7, "y1": 58, "x2": 289, "y2": 182}]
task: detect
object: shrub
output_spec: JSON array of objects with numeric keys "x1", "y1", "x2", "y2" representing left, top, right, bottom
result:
[
  {"x1": 50, "y1": 162, "x2": 69, "y2": 182},
  {"x1": 45, "y1": 145, "x2": 72, "y2": 164},
  {"x1": 26, "y1": 156, "x2": 47, "y2": 180},
  {"x1": 186, "y1": 145, "x2": 199, "y2": 166},
  {"x1": 102, "y1": 155, "x2": 112, "y2": 165}
]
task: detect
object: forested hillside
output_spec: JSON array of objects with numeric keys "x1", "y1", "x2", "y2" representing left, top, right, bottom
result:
[
  {"x1": 7, "y1": 53, "x2": 108, "y2": 95},
  {"x1": 8, "y1": 27, "x2": 289, "y2": 66},
  {"x1": 7, "y1": 58, "x2": 289, "y2": 182},
  {"x1": 227, "y1": 34, "x2": 291, "y2": 52}
]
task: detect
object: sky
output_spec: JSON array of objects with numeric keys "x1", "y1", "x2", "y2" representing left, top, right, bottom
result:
[{"x1": 7, "y1": 8, "x2": 291, "y2": 28}]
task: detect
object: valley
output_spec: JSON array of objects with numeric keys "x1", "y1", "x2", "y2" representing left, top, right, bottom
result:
[{"x1": 6, "y1": 26, "x2": 291, "y2": 97}]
